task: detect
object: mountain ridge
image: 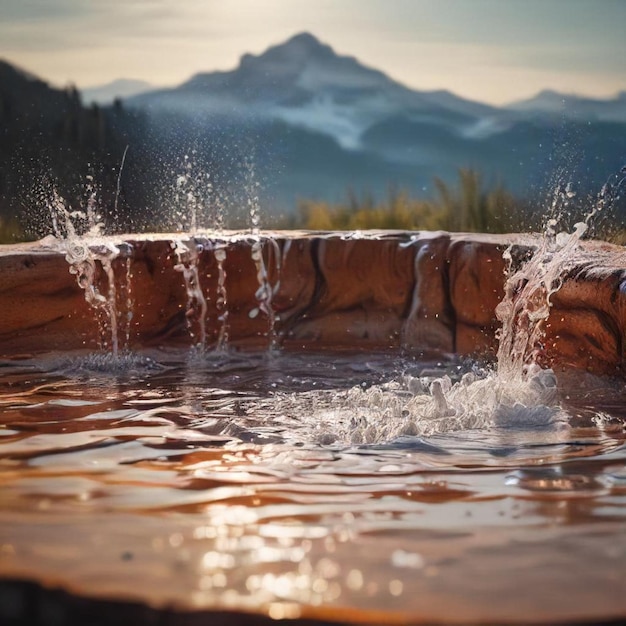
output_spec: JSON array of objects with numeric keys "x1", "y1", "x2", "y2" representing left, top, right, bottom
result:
[
  {"x1": 126, "y1": 32, "x2": 502, "y2": 149},
  {"x1": 507, "y1": 88, "x2": 626, "y2": 123},
  {"x1": 126, "y1": 32, "x2": 626, "y2": 151},
  {"x1": 1, "y1": 34, "x2": 625, "y2": 220},
  {"x1": 121, "y1": 33, "x2": 626, "y2": 210},
  {"x1": 81, "y1": 78, "x2": 156, "y2": 105}
]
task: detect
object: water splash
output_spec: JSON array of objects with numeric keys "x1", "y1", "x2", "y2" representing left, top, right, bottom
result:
[
  {"x1": 244, "y1": 155, "x2": 262, "y2": 235},
  {"x1": 172, "y1": 238, "x2": 208, "y2": 349},
  {"x1": 214, "y1": 244, "x2": 229, "y2": 352},
  {"x1": 497, "y1": 168, "x2": 626, "y2": 382},
  {"x1": 88, "y1": 242, "x2": 122, "y2": 355},
  {"x1": 58, "y1": 350, "x2": 161, "y2": 376},
  {"x1": 419, "y1": 171, "x2": 626, "y2": 435},
  {"x1": 83, "y1": 173, "x2": 103, "y2": 237},
  {"x1": 43, "y1": 179, "x2": 130, "y2": 357},
  {"x1": 33, "y1": 159, "x2": 626, "y2": 443},
  {"x1": 210, "y1": 176, "x2": 227, "y2": 235},
  {"x1": 395, "y1": 172, "x2": 626, "y2": 439},
  {"x1": 244, "y1": 174, "x2": 626, "y2": 446},
  {"x1": 174, "y1": 153, "x2": 212, "y2": 234},
  {"x1": 495, "y1": 222, "x2": 587, "y2": 382},
  {"x1": 249, "y1": 239, "x2": 281, "y2": 350},
  {"x1": 241, "y1": 359, "x2": 565, "y2": 447}
]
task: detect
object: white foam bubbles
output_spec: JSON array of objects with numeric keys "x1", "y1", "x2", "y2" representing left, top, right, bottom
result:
[{"x1": 252, "y1": 362, "x2": 567, "y2": 447}]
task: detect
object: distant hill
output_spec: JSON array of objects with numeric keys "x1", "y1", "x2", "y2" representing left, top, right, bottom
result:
[
  {"x1": 0, "y1": 59, "x2": 157, "y2": 234},
  {"x1": 507, "y1": 89, "x2": 626, "y2": 123},
  {"x1": 126, "y1": 32, "x2": 626, "y2": 211},
  {"x1": 81, "y1": 79, "x2": 156, "y2": 105},
  {"x1": 129, "y1": 32, "x2": 499, "y2": 150}
]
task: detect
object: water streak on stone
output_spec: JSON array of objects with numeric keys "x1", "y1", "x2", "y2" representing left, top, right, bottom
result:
[
  {"x1": 250, "y1": 239, "x2": 280, "y2": 350},
  {"x1": 214, "y1": 244, "x2": 229, "y2": 352},
  {"x1": 44, "y1": 183, "x2": 126, "y2": 357},
  {"x1": 123, "y1": 248, "x2": 134, "y2": 349},
  {"x1": 90, "y1": 243, "x2": 121, "y2": 356},
  {"x1": 173, "y1": 238, "x2": 208, "y2": 349}
]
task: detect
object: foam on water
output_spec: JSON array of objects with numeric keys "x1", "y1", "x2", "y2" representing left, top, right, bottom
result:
[
  {"x1": 362, "y1": 172, "x2": 626, "y2": 443},
  {"x1": 35, "y1": 163, "x2": 626, "y2": 444},
  {"x1": 238, "y1": 361, "x2": 566, "y2": 446},
  {"x1": 56, "y1": 350, "x2": 162, "y2": 377},
  {"x1": 242, "y1": 176, "x2": 626, "y2": 446}
]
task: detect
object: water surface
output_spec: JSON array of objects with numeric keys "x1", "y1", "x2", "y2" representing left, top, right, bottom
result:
[{"x1": 0, "y1": 349, "x2": 625, "y2": 624}]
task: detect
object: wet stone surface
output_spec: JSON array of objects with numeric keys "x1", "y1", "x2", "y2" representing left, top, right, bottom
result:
[{"x1": 1, "y1": 231, "x2": 625, "y2": 376}]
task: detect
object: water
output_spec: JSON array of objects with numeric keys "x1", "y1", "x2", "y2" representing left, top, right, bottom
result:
[
  {"x1": 4, "y1": 169, "x2": 624, "y2": 622},
  {"x1": 35, "y1": 154, "x2": 239, "y2": 359},
  {"x1": 0, "y1": 350, "x2": 625, "y2": 624},
  {"x1": 41, "y1": 180, "x2": 132, "y2": 358},
  {"x1": 249, "y1": 237, "x2": 281, "y2": 350},
  {"x1": 214, "y1": 244, "x2": 229, "y2": 351},
  {"x1": 172, "y1": 238, "x2": 210, "y2": 348}
]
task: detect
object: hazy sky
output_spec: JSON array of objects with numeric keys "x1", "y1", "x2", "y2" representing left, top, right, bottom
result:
[{"x1": 0, "y1": 0, "x2": 624, "y2": 105}]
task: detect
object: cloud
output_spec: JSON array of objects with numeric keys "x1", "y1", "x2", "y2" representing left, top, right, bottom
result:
[
  {"x1": 0, "y1": 0, "x2": 623, "y2": 102},
  {"x1": 0, "y1": 0, "x2": 89, "y2": 22}
]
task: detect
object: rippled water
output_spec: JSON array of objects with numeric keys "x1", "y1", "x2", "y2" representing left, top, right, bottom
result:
[{"x1": 1, "y1": 349, "x2": 625, "y2": 624}]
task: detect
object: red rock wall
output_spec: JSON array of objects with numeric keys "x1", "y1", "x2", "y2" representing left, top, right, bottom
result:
[{"x1": 0, "y1": 232, "x2": 624, "y2": 375}]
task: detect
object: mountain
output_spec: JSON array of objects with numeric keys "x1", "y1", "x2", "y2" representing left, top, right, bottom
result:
[
  {"x1": 2, "y1": 34, "x2": 625, "y2": 229},
  {"x1": 508, "y1": 89, "x2": 626, "y2": 123},
  {"x1": 125, "y1": 33, "x2": 626, "y2": 210},
  {"x1": 129, "y1": 32, "x2": 499, "y2": 151},
  {"x1": 81, "y1": 79, "x2": 155, "y2": 105}
]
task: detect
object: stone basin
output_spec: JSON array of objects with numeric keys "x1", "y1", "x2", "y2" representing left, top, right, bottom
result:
[
  {"x1": 1, "y1": 230, "x2": 626, "y2": 626},
  {"x1": 0, "y1": 231, "x2": 624, "y2": 376}
]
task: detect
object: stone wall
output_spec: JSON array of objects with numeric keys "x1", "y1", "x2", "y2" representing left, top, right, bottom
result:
[{"x1": 0, "y1": 232, "x2": 624, "y2": 375}]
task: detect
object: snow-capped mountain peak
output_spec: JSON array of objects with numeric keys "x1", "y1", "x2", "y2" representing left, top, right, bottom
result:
[{"x1": 131, "y1": 32, "x2": 498, "y2": 150}]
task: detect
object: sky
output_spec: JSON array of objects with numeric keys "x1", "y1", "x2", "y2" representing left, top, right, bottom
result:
[{"x1": 0, "y1": 0, "x2": 624, "y2": 105}]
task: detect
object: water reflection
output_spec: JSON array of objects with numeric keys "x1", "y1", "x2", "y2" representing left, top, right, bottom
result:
[{"x1": 0, "y1": 349, "x2": 625, "y2": 624}]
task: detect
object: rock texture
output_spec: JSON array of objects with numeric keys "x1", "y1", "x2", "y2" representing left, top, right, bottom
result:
[{"x1": 0, "y1": 231, "x2": 624, "y2": 375}]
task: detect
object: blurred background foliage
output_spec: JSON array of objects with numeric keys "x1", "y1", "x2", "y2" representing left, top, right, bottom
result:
[{"x1": 279, "y1": 168, "x2": 537, "y2": 233}]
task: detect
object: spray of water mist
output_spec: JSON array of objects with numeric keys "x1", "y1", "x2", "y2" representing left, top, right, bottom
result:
[
  {"x1": 41, "y1": 175, "x2": 134, "y2": 361},
  {"x1": 169, "y1": 152, "x2": 232, "y2": 355},
  {"x1": 174, "y1": 153, "x2": 204, "y2": 234},
  {"x1": 170, "y1": 148, "x2": 281, "y2": 355},
  {"x1": 246, "y1": 171, "x2": 626, "y2": 445},
  {"x1": 35, "y1": 150, "x2": 626, "y2": 439},
  {"x1": 244, "y1": 154, "x2": 262, "y2": 236}
]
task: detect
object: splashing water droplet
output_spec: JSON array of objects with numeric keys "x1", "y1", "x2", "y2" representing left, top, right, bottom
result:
[
  {"x1": 173, "y1": 238, "x2": 208, "y2": 350},
  {"x1": 40, "y1": 175, "x2": 132, "y2": 358}
]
